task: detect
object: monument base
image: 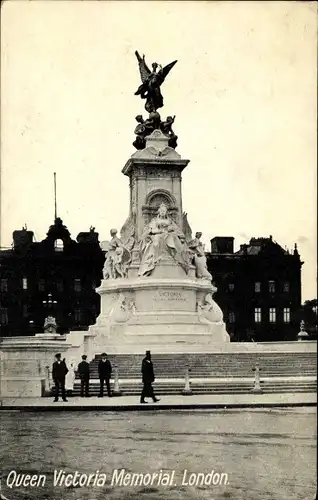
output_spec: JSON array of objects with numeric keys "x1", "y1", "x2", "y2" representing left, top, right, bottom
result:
[{"x1": 87, "y1": 260, "x2": 230, "y2": 357}]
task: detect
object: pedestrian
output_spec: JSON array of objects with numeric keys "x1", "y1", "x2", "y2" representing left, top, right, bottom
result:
[
  {"x1": 98, "y1": 352, "x2": 112, "y2": 398},
  {"x1": 140, "y1": 350, "x2": 160, "y2": 404},
  {"x1": 78, "y1": 354, "x2": 90, "y2": 397},
  {"x1": 52, "y1": 353, "x2": 68, "y2": 402},
  {"x1": 65, "y1": 361, "x2": 76, "y2": 397}
]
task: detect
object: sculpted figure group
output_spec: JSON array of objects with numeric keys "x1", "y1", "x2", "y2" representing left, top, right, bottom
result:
[
  {"x1": 133, "y1": 112, "x2": 178, "y2": 150},
  {"x1": 103, "y1": 205, "x2": 212, "y2": 282},
  {"x1": 188, "y1": 232, "x2": 213, "y2": 281},
  {"x1": 102, "y1": 229, "x2": 132, "y2": 280},
  {"x1": 133, "y1": 51, "x2": 178, "y2": 150}
]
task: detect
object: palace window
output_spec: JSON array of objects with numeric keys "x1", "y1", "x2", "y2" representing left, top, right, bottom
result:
[
  {"x1": 255, "y1": 282, "x2": 261, "y2": 293},
  {"x1": 38, "y1": 279, "x2": 45, "y2": 292},
  {"x1": 0, "y1": 307, "x2": 8, "y2": 325},
  {"x1": 74, "y1": 308, "x2": 82, "y2": 323},
  {"x1": 254, "y1": 308, "x2": 262, "y2": 323},
  {"x1": 23, "y1": 304, "x2": 28, "y2": 318},
  {"x1": 228, "y1": 283, "x2": 235, "y2": 292},
  {"x1": 283, "y1": 307, "x2": 290, "y2": 323},
  {"x1": 54, "y1": 239, "x2": 64, "y2": 252},
  {"x1": 56, "y1": 280, "x2": 64, "y2": 293},
  {"x1": 268, "y1": 281, "x2": 275, "y2": 293},
  {"x1": 22, "y1": 277, "x2": 28, "y2": 290},
  {"x1": 228, "y1": 311, "x2": 236, "y2": 323},
  {"x1": 74, "y1": 279, "x2": 82, "y2": 292},
  {"x1": 269, "y1": 307, "x2": 276, "y2": 323},
  {"x1": 92, "y1": 304, "x2": 97, "y2": 319},
  {"x1": 0, "y1": 279, "x2": 8, "y2": 292},
  {"x1": 283, "y1": 282, "x2": 290, "y2": 293}
]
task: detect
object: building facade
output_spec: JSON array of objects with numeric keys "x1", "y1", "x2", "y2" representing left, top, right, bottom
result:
[
  {"x1": 1, "y1": 225, "x2": 303, "y2": 341},
  {"x1": 207, "y1": 236, "x2": 303, "y2": 342},
  {"x1": 0, "y1": 219, "x2": 105, "y2": 336}
]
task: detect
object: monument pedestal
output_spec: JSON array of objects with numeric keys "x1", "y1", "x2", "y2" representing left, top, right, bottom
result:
[{"x1": 87, "y1": 257, "x2": 230, "y2": 357}]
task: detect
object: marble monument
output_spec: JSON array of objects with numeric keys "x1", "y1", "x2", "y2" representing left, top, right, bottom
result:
[{"x1": 87, "y1": 51, "x2": 230, "y2": 354}]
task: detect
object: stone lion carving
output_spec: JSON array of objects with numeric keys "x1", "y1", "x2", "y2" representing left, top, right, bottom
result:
[
  {"x1": 44, "y1": 316, "x2": 57, "y2": 333},
  {"x1": 108, "y1": 293, "x2": 136, "y2": 323},
  {"x1": 197, "y1": 293, "x2": 223, "y2": 323}
]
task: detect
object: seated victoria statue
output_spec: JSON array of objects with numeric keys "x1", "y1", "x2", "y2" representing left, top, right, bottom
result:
[{"x1": 138, "y1": 203, "x2": 190, "y2": 276}]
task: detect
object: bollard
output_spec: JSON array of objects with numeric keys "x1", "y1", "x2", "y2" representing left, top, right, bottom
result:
[
  {"x1": 46, "y1": 366, "x2": 53, "y2": 390},
  {"x1": 251, "y1": 362, "x2": 263, "y2": 394},
  {"x1": 112, "y1": 364, "x2": 122, "y2": 396},
  {"x1": 182, "y1": 365, "x2": 192, "y2": 395}
]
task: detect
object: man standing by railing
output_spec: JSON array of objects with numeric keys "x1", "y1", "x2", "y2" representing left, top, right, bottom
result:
[
  {"x1": 78, "y1": 354, "x2": 90, "y2": 397},
  {"x1": 98, "y1": 353, "x2": 112, "y2": 398},
  {"x1": 52, "y1": 353, "x2": 68, "y2": 402}
]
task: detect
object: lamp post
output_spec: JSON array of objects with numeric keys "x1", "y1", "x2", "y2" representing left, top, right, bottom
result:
[
  {"x1": 28, "y1": 320, "x2": 35, "y2": 334},
  {"x1": 42, "y1": 292, "x2": 57, "y2": 310}
]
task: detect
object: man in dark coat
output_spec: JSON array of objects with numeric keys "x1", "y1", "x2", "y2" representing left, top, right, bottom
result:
[
  {"x1": 78, "y1": 354, "x2": 90, "y2": 397},
  {"x1": 52, "y1": 353, "x2": 68, "y2": 402},
  {"x1": 98, "y1": 352, "x2": 112, "y2": 397},
  {"x1": 140, "y1": 350, "x2": 160, "y2": 403}
]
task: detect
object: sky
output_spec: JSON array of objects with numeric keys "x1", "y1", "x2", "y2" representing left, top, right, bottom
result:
[{"x1": 1, "y1": 1, "x2": 317, "y2": 300}]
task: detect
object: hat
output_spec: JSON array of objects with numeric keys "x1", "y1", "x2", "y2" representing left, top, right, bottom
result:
[
  {"x1": 146, "y1": 350, "x2": 151, "y2": 355},
  {"x1": 55, "y1": 353, "x2": 61, "y2": 358},
  {"x1": 101, "y1": 352, "x2": 107, "y2": 357},
  {"x1": 82, "y1": 355, "x2": 87, "y2": 360}
]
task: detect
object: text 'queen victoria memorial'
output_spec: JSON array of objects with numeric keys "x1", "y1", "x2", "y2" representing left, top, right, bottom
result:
[{"x1": 89, "y1": 51, "x2": 230, "y2": 354}]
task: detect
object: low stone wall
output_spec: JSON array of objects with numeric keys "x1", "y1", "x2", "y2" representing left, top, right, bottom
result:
[
  {"x1": 0, "y1": 334, "x2": 82, "y2": 398},
  {"x1": 1, "y1": 376, "x2": 46, "y2": 398}
]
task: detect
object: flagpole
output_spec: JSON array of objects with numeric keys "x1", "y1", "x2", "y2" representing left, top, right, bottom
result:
[{"x1": 54, "y1": 172, "x2": 57, "y2": 220}]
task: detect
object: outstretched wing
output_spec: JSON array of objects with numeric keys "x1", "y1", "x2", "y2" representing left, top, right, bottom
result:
[
  {"x1": 182, "y1": 212, "x2": 193, "y2": 243},
  {"x1": 100, "y1": 240, "x2": 111, "y2": 252},
  {"x1": 160, "y1": 60, "x2": 178, "y2": 81},
  {"x1": 135, "y1": 50, "x2": 151, "y2": 83}
]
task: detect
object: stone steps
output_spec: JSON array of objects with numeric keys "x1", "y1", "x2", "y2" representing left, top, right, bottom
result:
[
  {"x1": 78, "y1": 352, "x2": 317, "y2": 382},
  {"x1": 72, "y1": 378, "x2": 316, "y2": 396}
]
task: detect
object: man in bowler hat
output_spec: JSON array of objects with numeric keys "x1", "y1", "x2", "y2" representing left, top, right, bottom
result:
[
  {"x1": 52, "y1": 353, "x2": 68, "y2": 402},
  {"x1": 78, "y1": 354, "x2": 90, "y2": 397},
  {"x1": 98, "y1": 353, "x2": 112, "y2": 397},
  {"x1": 140, "y1": 350, "x2": 160, "y2": 403}
]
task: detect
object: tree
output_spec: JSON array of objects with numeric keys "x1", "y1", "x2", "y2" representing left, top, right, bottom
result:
[{"x1": 301, "y1": 299, "x2": 317, "y2": 338}]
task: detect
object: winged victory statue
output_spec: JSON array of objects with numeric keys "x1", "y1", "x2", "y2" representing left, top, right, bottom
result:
[{"x1": 134, "y1": 51, "x2": 177, "y2": 113}]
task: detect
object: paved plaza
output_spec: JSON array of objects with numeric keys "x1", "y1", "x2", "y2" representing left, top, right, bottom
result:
[
  {"x1": 1, "y1": 406, "x2": 316, "y2": 500},
  {"x1": 0, "y1": 392, "x2": 316, "y2": 410}
]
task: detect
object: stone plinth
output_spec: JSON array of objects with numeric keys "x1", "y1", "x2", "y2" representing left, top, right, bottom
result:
[
  {"x1": 87, "y1": 257, "x2": 230, "y2": 357},
  {"x1": 0, "y1": 335, "x2": 75, "y2": 398}
]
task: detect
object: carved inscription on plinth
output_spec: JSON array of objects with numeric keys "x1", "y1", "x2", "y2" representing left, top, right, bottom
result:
[
  {"x1": 136, "y1": 288, "x2": 195, "y2": 312},
  {"x1": 153, "y1": 290, "x2": 186, "y2": 302}
]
